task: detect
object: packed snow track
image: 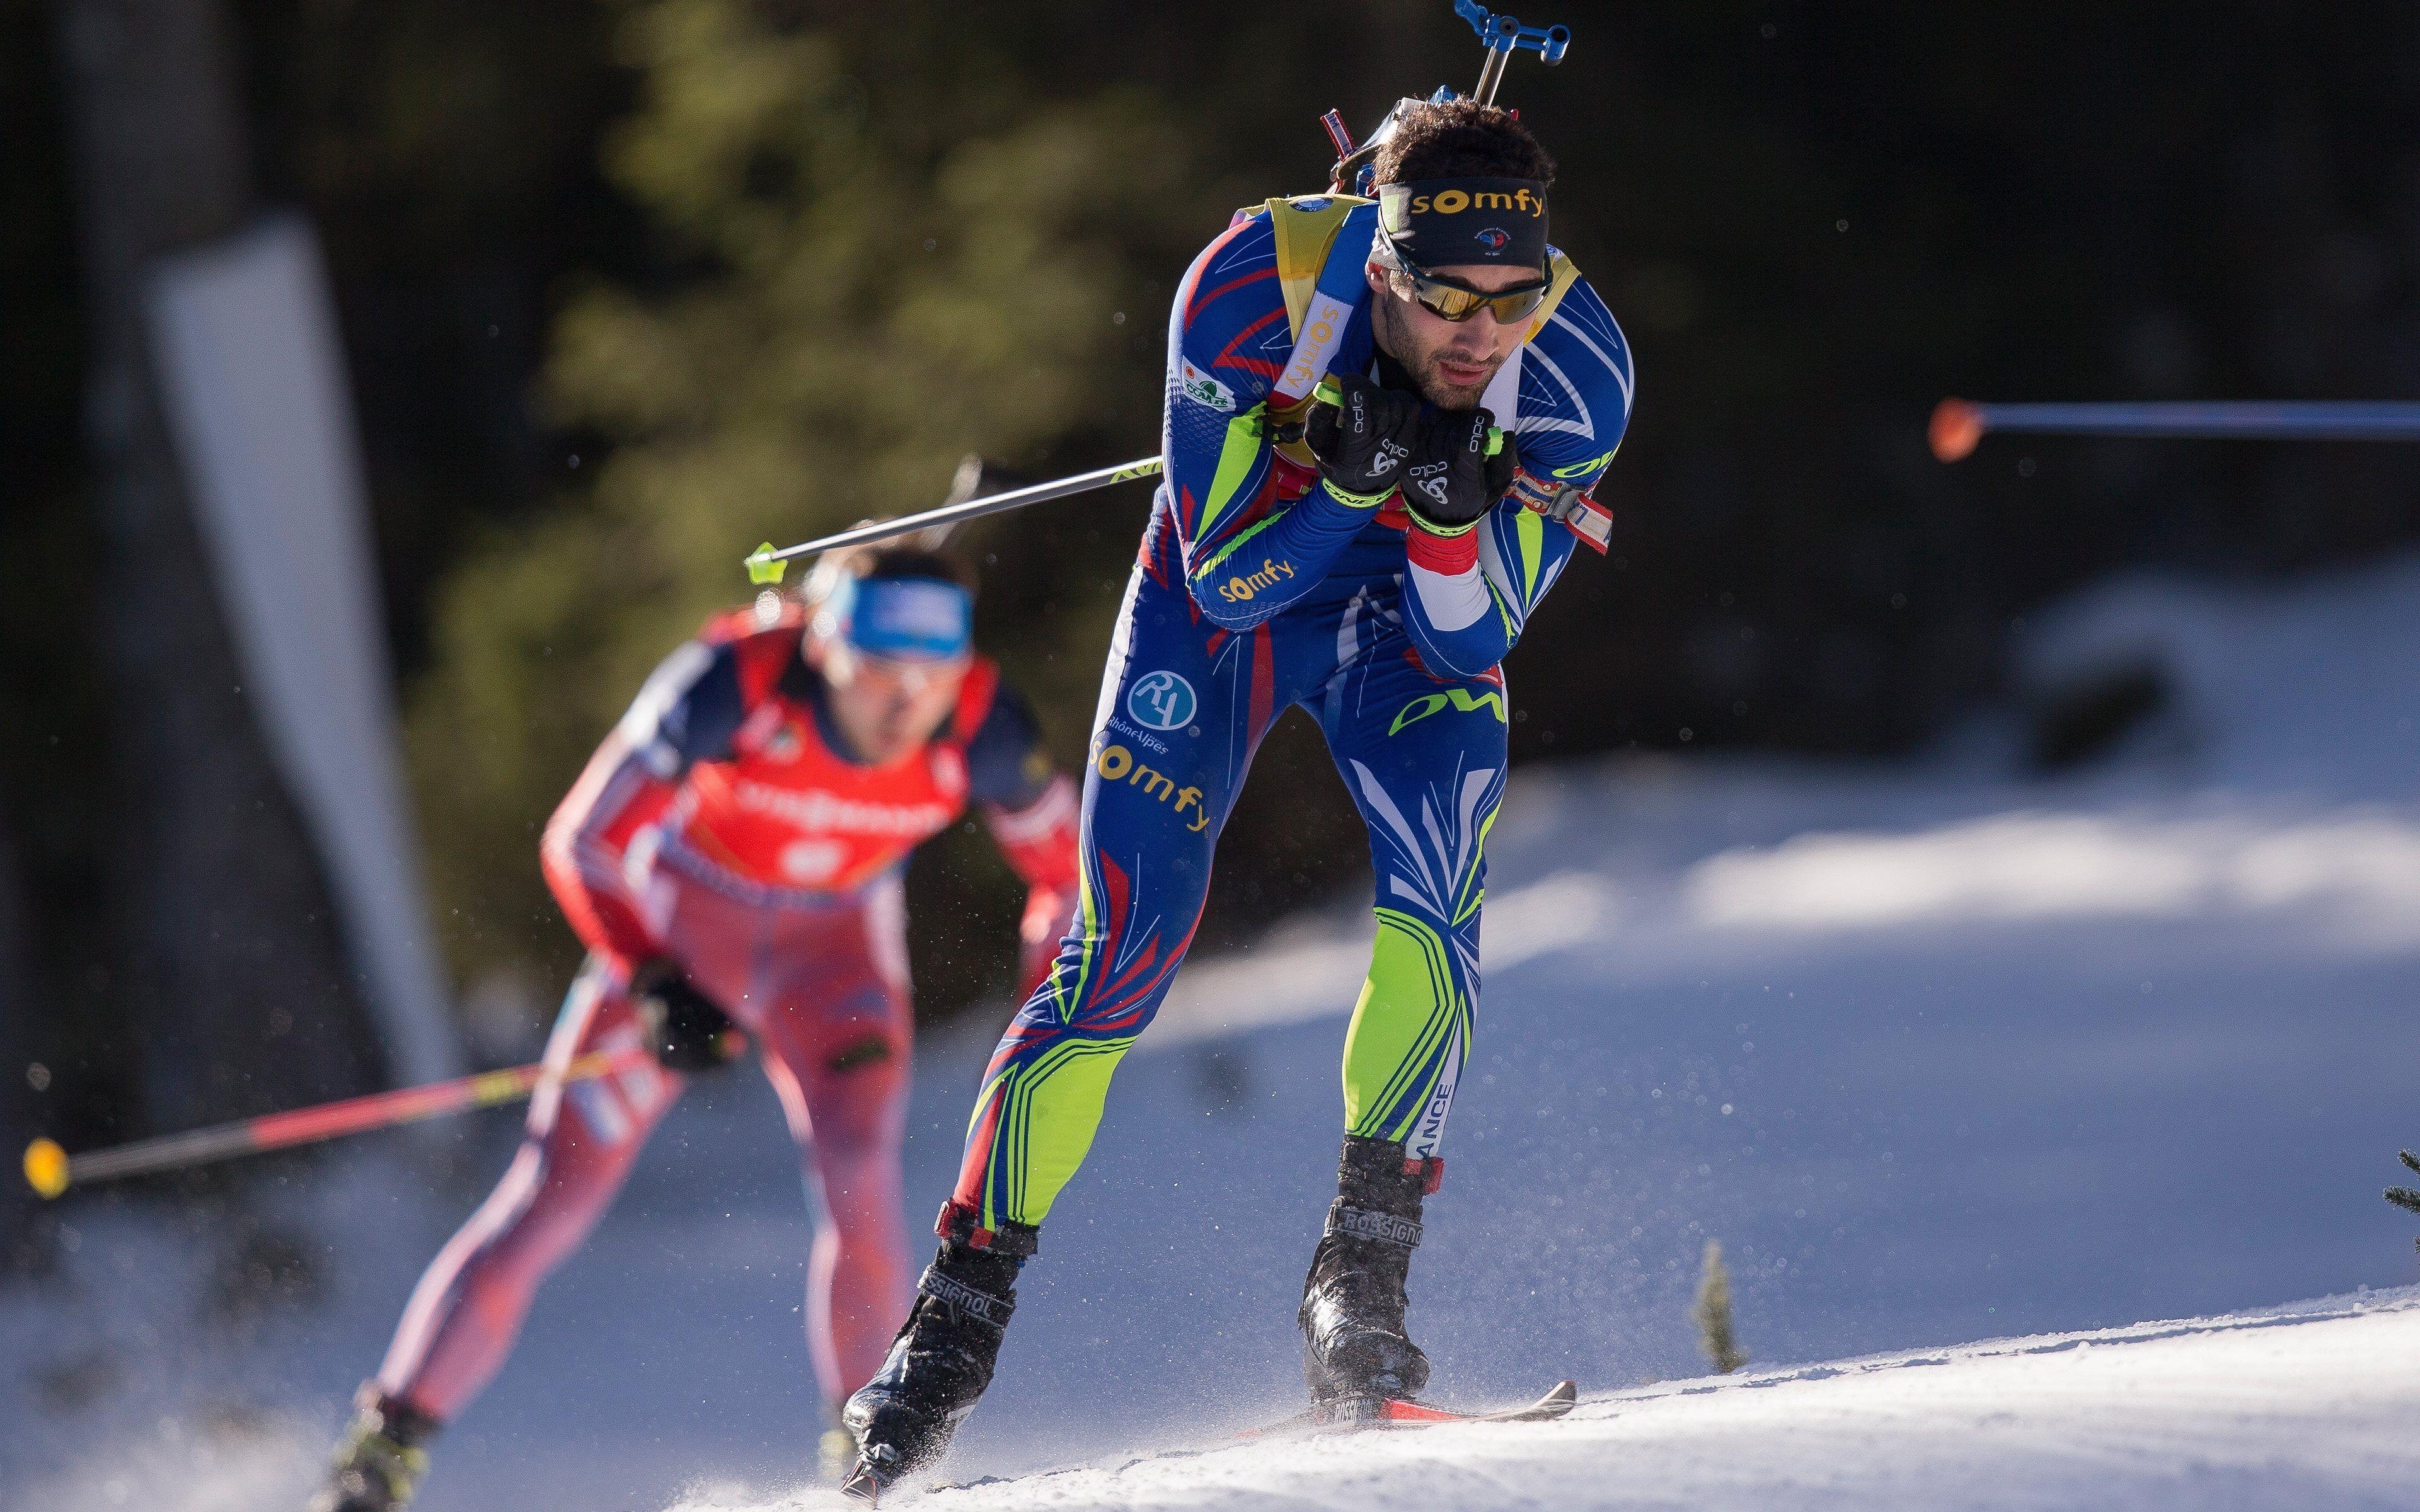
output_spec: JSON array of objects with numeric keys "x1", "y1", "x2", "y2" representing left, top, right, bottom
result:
[{"x1": 711, "y1": 1288, "x2": 2418, "y2": 1511}]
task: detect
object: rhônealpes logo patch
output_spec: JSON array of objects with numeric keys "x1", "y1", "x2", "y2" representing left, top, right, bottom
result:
[
  {"x1": 1127, "y1": 670, "x2": 1197, "y2": 731},
  {"x1": 1474, "y1": 226, "x2": 1511, "y2": 251}
]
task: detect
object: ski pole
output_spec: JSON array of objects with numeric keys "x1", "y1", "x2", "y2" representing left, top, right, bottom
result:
[
  {"x1": 22, "y1": 1043, "x2": 660, "y2": 1200},
  {"x1": 746, "y1": 455, "x2": 1163, "y2": 584},
  {"x1": 1930, "y1": 398, "x2": 2420, "y2": 462}
]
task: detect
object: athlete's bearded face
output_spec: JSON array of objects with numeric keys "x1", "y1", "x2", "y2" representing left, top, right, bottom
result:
[
  {"x1": 1366, "y1": 261, "x2": 1532, "y2": 410},
  {"x1": 807, "y1": 632, "x2": 967, "y2": 765}
]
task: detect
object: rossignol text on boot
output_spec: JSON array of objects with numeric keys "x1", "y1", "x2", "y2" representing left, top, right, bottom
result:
[
  {"x1": 839, "y1": 1220, "x2": 1035, "y2": 1500},
  {"x1": 1299, "y1": 1135, "x2": 1441, "y2": 1407}
]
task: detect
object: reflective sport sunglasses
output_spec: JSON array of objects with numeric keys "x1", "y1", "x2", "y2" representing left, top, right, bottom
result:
[{"x1": 1375, "y1": 236, "x2": 1551, "y2": 324}]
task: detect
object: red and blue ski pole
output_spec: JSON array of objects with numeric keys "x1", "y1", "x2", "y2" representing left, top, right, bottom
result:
[
  {"x1": 21, "y1": 1042, "x2": 676, "y2": 1200},
  {"x1": 1931, "y1": 397, "x2": 2420, "y2": 462}
]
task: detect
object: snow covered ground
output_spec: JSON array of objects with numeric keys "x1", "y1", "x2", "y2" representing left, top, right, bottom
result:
[
  {"x1": 6, "y1": 554, "x2": 2419, "y2": 1511},
  {"x1": 673, "y1": 1287, "x2": 2420, "y2": 1512}
]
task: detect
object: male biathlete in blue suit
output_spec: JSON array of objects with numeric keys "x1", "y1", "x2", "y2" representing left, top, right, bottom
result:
[{"x1": 843, "y1": 96, "x2": 1635, "y2": 1494}]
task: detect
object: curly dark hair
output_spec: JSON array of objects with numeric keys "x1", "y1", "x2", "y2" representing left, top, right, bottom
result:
[{"x1": 1369, "y1": 98, "x2": 1557, "y2": 188}]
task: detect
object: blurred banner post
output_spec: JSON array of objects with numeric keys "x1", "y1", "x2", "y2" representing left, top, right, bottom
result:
[
  {"x1": 144, "y1": 216, "x2": 461, "y2": 1091},
  {"x1": 56, "y1": 0, "x2": 458, "y2": 1130}
]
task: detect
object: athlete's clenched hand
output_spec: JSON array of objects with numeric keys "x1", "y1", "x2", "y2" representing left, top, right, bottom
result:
[
  {"x1": 1402, "y1": 407, "x2": 1516, "y2": 536},
  {"x1": 1305, "y1": 372, "x2": 1424, "y2": 508},
  {"x1": 628, "y1": 957, "x2": 740, "y2": 1073}
]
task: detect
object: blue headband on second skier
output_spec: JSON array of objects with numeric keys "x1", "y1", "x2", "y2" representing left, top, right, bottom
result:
[{"x1": 826, "y1": 575, "x2": 972, "y2": 661}]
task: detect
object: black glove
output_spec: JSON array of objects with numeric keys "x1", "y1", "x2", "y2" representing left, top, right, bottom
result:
[
  {"x1": 627, "y1": 958, "x2": 739, "y2": 1073},
  {"x1": 1401, "y1": 408, "x2": 1516, "y2": 536},
  {"x1": 1303, "y1": 372, "x2": 1424, "y2": 507}
]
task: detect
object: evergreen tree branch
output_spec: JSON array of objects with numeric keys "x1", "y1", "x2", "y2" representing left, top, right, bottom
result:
[
  {"x1": 1691, "y1": 1239, "x2": 1749, "y2": 1375},
  {"x1": 2389, "y1": 1152, "x2": 2420, "y2": 1254}
]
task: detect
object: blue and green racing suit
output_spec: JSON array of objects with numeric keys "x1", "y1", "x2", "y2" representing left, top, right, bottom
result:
[{"x1": 944, "y1": 193, "x2": 1634, "y2": 1237}]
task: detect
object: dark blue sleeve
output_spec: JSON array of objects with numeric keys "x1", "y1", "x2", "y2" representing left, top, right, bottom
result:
[
  {"x1": 963, "y1": 679, "x2": 1056, "y2": 809},
  {"x1": 1502, "y1": 274, "x2": 1633, "y2": 492},
  {"x1": 616, "y1": 639, "x2": 746, "y2": 778},
  {"x1": 1165, "y1": 212, "x2": 1373, "y2": 629}
]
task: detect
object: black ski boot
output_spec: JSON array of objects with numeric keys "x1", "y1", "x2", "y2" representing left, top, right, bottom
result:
[
  {"x1": 1299, "y1": 1135, "x2": 1441, "y2": 1414},
  {"x1": 306, "y1": 1389, "x2": 438, "y2": 1512},
  {"x1": 839, "y1": 1215, "x2": 1035, "y2": 1501}
]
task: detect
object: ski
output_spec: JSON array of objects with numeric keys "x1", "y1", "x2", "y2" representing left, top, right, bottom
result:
[
  {"x1": 838, "y1": 1459, "x2": 885, "y2": 1504},
  {"x1": 1239, "y1": 1378, "x2": 1579, "y2": 1438},
  {"x1": 1376, "y1": 1377, "x2": 1581, "y2": 1424},
  {"x1": 880, "y1": 1381, "x2": 1581, "y2": 1502}
]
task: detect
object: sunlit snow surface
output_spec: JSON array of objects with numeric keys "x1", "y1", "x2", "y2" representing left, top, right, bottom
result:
[
  {"x1": 674, "y1": 1288, "x2": 2420, "y2": 1511},
  {"x1": 6, "y1": 557, "x2": 2419, "y2": 1511}
]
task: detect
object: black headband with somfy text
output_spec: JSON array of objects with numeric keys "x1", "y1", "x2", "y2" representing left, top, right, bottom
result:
[{"x1": 1377, "y1": 176, "x2": 1550, "y2": 270}]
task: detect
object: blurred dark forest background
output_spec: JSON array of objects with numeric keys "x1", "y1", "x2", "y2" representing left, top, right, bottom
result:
[{"x1": 6, "y1": 1, "x2": 2420, "y2": 1194}]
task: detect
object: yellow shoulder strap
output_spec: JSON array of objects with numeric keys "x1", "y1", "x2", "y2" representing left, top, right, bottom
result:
[
  {"x1": 1253, "y1": 194, "x2": 1374, "y2": 340},
  {"x1": 1527, "y1": 249, "x2": 1581, "y2": 339}
]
